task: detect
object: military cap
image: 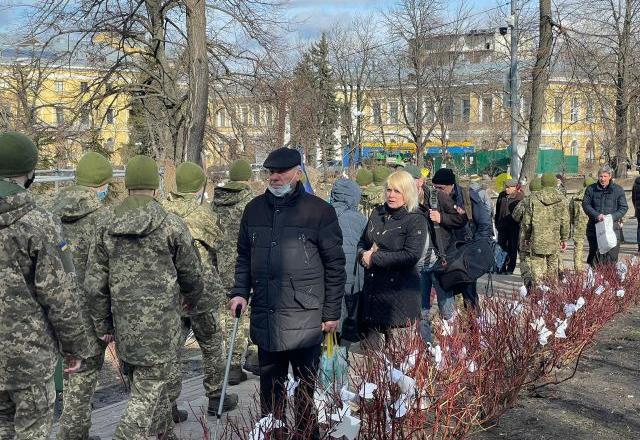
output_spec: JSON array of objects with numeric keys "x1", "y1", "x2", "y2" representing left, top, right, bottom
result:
[
  {"x1": 0, "y1": 132, "x2": 38, "y2": 177},
  {"x1": 432, "y1": 168, "x2": 456, "y2": 185},
  {"x1": 229, "y1": 160, "x2": 252, "y2": 182},
  {"x1": 529, "y1": 177, "x2": 542, "y2": 192},
  {"x1": 263, "y1": 147, "x2": 301, "y2": 170},
  {"x1": 373, "y1": 166, "x2": 392, "y2": 185},
  {"x1": 76, "y1": 152, "x2": 113, "y2": 187},
  {"x1": 125, "y1": 155, "x2": 159, "y2": 190},
  {"x1": 355, "y1": 168, "x2": 373, "y2": 186},
  {"x1": 584, "y1": 176, "x2": 596, "y2": 187},
  {"x1": 541, "y1": 172, "x2": 557, "y2": 188},
  {"x1": 176, "y1": 162, "x2": 206, "y2": 193},
  {"x1": 404, "y1": 164, "x2": 421, "y2": 179}
]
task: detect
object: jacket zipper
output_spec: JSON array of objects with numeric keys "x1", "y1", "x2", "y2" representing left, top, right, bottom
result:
[
  {"x1": 300, "y1": 233, "x2": 309, "y2": 264},
  {"x1": 381, "y1": 226, "x2": 402, "y2": 235}
]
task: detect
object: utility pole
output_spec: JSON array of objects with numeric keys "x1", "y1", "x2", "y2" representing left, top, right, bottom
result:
[{"x1": 509, "y1": 0, "x2": 521, "y2": 177}]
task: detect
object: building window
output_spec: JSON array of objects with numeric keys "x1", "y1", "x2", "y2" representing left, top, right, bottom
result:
[
  {"x1": 265, "y1": 106, "x2": 273, "y2": 127},
  {"x1": 444, "y1": 98, "x2": 454, "y2": 124},
  {"x1": 217, "y1": 109, "x2": 226, "y2": 127},
  {"x1": 106, "y1": 109, "x2": 114, "y2": 124},
  {"x1": 554, "y1": 97, "x2": 563, "y2": 123},
  {"x1": 106, "y1": 82, "x2": 114, "y2": 93},
  {"x1": 586, "y1": 139, "x2": 595, "y2": 161},
  {"x1": 406, "y1": 100, "x2": 416, "y2": 125},
  {"x1": 80, "y1": 109, "x2": 90, "y2": 127},
  {"x1": 425, "y1": 100, "x2": 435, "y2": 123},
  {"x1": 389, "y1": 101, "x2": 399, "y2": 124},
  {"x1": 80, "y1": 81, "x2": 88, "y2": 92},
  {"x1": 372, "y1": 101, "x2": 382, "y2": 125},
  {"x1": 253, "y1": 105, "x2": 260, "y2": 126},
  {"x1": 586, "y1": 98, "x2": 594, "y2": 122},
  {"x1": 570, "y1": 97, "x2": 579, "y2": 122},
  {"x1": 55, "y1": 81, "x2": 64, "y2": 93},
  {"x1": 55, "y1": 107, "x2": 64, "y2": 125},
  {"x1": 462, "y1": 97, "x2": 471, "y2": 123},
  {"x1": 481, "y1": 96, "x2": 493, "y2": 123},
  {"x1": 571, "y1": 139, "x2": 579, "y2": 156},
  {"x1": 240, "y1": 105, "x2": 249, "y2": 125}
]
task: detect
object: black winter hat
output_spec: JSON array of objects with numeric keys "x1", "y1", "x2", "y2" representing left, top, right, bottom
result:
[
  {"x1": 432, "y1": 168, "x2": 456, "y2": 185},
  {"x1": 263, "y1": 147, "x2": 301, "y2": 170}
]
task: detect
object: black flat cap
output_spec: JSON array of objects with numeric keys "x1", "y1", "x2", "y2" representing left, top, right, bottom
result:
[{"x1": 263, "y1": 147, "x2": 301, "y2": 170}]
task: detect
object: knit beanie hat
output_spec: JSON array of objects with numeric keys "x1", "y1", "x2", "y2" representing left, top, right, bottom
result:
[
  {"x1": 0, "y1": 132, "x2": 38, "y2": 177},
  {"x1": 529, "y1": 177, "x2": 542, "y2": 192},
  {"x1": 373, "y1": 166, "x2": 391, "y2": 185},
  {"x1": 432, "y1": 168, "x2": 456, "y2": 185},
  {"x1": 229, "y1": 160, "x2": 252, "y2": 182},
  {"x1": 355, "y1": 168, "x2": 373, "y2": 186},
  {"x1": 125, "y1": 155, "x2": 159, "y2": 190},
  {"x1": 541, "y1": 172, "x2": 557, "y2": 188},
  {"x1": 176, "y1": 162, "x2": 206, "y2": 193},
  {"x1": 584, "y1": 176, "x2": 596, "y2": 187},
  {"x1": 76, "y1": 152, "x2": 112, "y2": 187}
]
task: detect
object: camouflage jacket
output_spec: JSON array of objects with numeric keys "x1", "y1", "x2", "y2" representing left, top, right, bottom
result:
[
  {"x1": 359, "y1": 185, "x2": 385, "y2": 218},
  {"x1": 521, "y1": 188, "x2": 570, "y2": 256},
  {"x1": 570, "y1": 187, "x2": 589, "y2": 236},
  {"x1": 51, "y1": 185, "x2": 110, "y2": 357},
  {"x1": 84, "y1": 195, "x2": 203, "y2": 366},
  {"x1": 512, "y1": 195, "x2": 532, "y2": 252},
  {"x1": 164, "y1": 193, "x2": 222, "y2": 313},
  {"x1": 0, "y1": 184, "x2": 91, "y2": 389},
  {"x1": 212, "y1": 183, "x2": 254, "y2": 291}
]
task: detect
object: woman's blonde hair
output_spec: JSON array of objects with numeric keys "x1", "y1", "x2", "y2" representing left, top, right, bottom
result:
[{"x1": 385, "y1": 170, "x2": 419, "y2": 212}]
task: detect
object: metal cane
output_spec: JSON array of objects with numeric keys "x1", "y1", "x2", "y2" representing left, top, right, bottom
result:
[{"x1": 213, "y1": 304, "x2": 243, "y2": 440}]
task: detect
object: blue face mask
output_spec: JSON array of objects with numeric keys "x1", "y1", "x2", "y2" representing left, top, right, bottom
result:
[{"x1": 96, "y1": 184, "x2": 109, "y2": 202}]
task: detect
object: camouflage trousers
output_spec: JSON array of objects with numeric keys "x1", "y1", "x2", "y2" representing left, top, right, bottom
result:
[
  {"x1": 573, "y1": 226, "x2": 587, "y2": 271},
  {"x1": 57, "y1": 352, "x2": 105, "y2": 440},
  {"x1": 218, "y1": 305, "x2": 251, "y2": 368},
  {"x1": 0, "y1": 378, "x2": 56, "y2": 440},
  {"x1": 113, "y1": 362, "x2": 173, "y2": 440},
  {"x1": 520, "y1": 255, "x2": 532, "y2": 288},
  {"x1": 167, "y1": 311, "x2": 224, "y2": 403},
  {"x1": 528, "y1": 253, "x2": 561, "y2": 284}
]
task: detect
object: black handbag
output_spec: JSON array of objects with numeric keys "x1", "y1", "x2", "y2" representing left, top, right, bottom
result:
[{"x1": 341, "y1": 259, "x2": 363, "y2": 343}]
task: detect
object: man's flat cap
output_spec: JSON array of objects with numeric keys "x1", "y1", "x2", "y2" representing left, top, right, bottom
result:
[{"x1": 263, "y1": 147, "x2": 301, "y2": 170}]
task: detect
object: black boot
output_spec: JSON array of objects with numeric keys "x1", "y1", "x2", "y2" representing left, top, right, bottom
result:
[
  {"x1": 227, "y1": 366, "x2": 248, "y2": 385},
  {"x1": 171, "y1": 404, "x2": 188, "y2": 423},
  {"x1": 207, "y1": 393, "x2": 239, "y2": 415},
  {"x1": 243, "y1": 351, "x2": 260, "y2": 376}
]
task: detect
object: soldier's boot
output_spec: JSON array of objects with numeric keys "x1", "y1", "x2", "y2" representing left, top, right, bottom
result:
[
  {"x1": 171, "y1": 404, "x2": 188, "y2": 423},
  {"x1": 243, "y1": 351, "x2": 260, "y2": 376},
  {"x1": 227, "y1": 366, "x2": 247, "y2": 385},
  {"x1": 207, "y1": 393, "x2": 239, "y2": 415},
  {"x1": 157, "y1": 429, "x2": 179, "y2": 440}
]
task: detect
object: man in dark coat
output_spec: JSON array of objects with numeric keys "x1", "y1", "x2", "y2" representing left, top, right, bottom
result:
[
  {"x1": 631, "y1": 174, "x2": 640, "y2": 253},
  {"x1": 228, "y1": 148, "x2": 346, "y2": 438},
  {"x1": 582, "y1": 165, "x2": 628, "y2": 265},
  {"x1": 495, "y1": 179, "x2": 524, "y2": 274}
]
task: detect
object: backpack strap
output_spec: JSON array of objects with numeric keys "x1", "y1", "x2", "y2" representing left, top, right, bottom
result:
[{"x1": 461, "y1": 185, "x2": 473, "y2": 222}]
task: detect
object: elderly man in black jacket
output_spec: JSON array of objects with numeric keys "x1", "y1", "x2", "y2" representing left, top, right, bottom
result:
[
  {"x1": 229, "y1": 147, "x2": 346, "y2": 438},
  {"x1": 582, "y1": 165, "x2": 628, "y2": 265}
]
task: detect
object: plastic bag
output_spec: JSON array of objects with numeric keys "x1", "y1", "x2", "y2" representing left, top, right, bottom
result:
[
  {"x1": 595, "y1": 214, "x2": 617, "y2": 254},
  {"x1": 318, "y1": 332, "x2": 348, "y2": 392}
]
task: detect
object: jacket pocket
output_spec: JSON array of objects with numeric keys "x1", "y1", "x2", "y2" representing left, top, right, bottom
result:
[{"x1": 290, "y1": 277, "x2": 320, "y2": 309}]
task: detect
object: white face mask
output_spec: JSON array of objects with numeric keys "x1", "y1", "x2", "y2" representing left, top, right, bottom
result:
[{"x1": 268, "y1": 172, "x2": 297, "y2": 198}]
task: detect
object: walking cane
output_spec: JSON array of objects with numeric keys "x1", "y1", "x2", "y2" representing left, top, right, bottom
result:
[{"x1": 213, "y1": 304, "x2": 243, "y2": 440}]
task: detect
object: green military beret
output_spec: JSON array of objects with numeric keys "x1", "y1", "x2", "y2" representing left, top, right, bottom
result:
[
  {"x1": 404, "y1": 164, "x2": 421, "y2": 179},
  {"x1": 355, "y1": 168, "x2": 373, "y2": 186},
  {"x1": 76, "y1": 152, "x2": 113, "y2": 187},
  {"x1": 176, "y1": 162, "x2": 206, "y2": 193},
  {"x1": 229, "y1": 160, "x2": 252, "y2": 182},
  {"x1": 584, "y1": 176, "x2": 596, "y2": 187},
  {"x1": 529, "y1": 176, "x2": 542, "y2": 192},
  {"x1": 0, "y1": 132, "x2": 38, "y2": 177},
  {"x1": 541, "y1": 172, "x2": 557, "y2": 188},
  {"x1": 373, "y1": 166, "x2": 392, "y2": 185},
  {"x1": 125, "y1": 155, "x2": 159, "y2": 190}
]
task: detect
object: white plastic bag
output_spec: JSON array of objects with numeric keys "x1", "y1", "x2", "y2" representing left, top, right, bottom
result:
[{"x1": 595, "y1": 214, "x2": 617, "y2": 254}]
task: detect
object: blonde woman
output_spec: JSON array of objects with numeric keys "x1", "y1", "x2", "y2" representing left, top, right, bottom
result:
[{"x1": 357, "y1": 170, "x2": 428, "y2": 349}]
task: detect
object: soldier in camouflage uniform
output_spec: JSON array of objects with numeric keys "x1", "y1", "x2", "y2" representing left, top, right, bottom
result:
[
  {"x1": 84, "y1": 155, "x2": 203, "y2": 440},
  {"x1": 52, "y1": 152, "x2": 113, "y2": 440},
  {"x1": 164, "y1": 162, "x2": 238, "y2": 416},
  {"x1": 512, "y1": 177, "x2": 542, "y2": 288},
  {"x1": 518, "y1": 173, "x2": 570, "y2": 284},
  {"x1": 570, "y1": 177, "x2": 595, "y2": 271},
  {"x1": 0, "y1": 132, "x2": 91, "y2": 440},
  {"x1": 212, "y1": 160, "x2": 255, "y2": 381},
  {"x1": 359, "y1": 166, "x2": 390, "y2": 218}
]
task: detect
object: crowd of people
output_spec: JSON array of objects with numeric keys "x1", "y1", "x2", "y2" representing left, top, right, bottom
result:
[{"x1": 0, "y1": 130, "x2": 634, "y2": 440}]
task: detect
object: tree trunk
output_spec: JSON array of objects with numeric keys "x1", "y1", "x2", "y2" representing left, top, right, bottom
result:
[
  {"x1": 614, "y1": 0, "x2": 632, "y2": 178},
  {"x1": 519, "y1": 0, "x2": 552, "y2": 182},
  {"x1": 184, "y1": 0, "x2": 208, "y2": 165}
]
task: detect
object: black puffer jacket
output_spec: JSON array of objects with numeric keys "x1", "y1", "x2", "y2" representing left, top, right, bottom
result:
[
  {"x1": 231, "y1": 182, "x2": 346, "y2": 352},
  {"x1": 357, "y1": 204, "x2": 427, "y2": 328},
  {"x1": 632, "y1": 177, "x2": 640, "y2": 218},
  {"x1": 582, "y1": 181, "x2": 628, "y2": 235}
]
